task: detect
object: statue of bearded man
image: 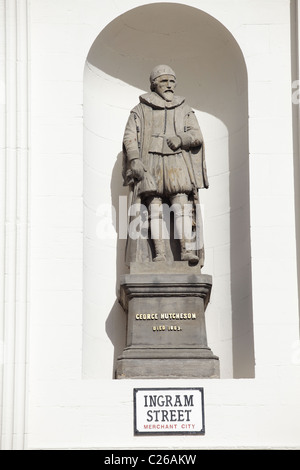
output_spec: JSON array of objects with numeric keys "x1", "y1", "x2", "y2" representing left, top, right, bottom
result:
[{"x1": 122, "y1": 65, "x2": 208, "y2": 266}]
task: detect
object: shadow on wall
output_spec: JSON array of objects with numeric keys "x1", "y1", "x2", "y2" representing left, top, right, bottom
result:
[
  {"x1": 85, "y1": 2, "x2": 255, "y2": 378},
  {"x1": 290, "y1": 0, "x2": 300, "y2": 339},
  {"x1": 108, "y1": 151, "x2": 129, "y2": 374}
]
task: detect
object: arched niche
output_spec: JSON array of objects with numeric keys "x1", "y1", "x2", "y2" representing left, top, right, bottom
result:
[{"x1": 83, "y1": 2, "x2": 255, "y2": 379}]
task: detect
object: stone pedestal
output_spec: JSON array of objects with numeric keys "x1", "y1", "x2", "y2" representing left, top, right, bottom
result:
[{"x1": 116, "y1": 262, "x2": 219, "y2": 379}]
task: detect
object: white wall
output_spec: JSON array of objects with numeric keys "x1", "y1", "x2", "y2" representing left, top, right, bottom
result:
[{"x1": 1, "y1": 0, "x2": 299, "y2": 450}]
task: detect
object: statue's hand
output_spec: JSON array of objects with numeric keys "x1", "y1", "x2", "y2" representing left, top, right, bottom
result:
[
  {"x1": 130, "y1": 159, "x2": 146, "y2": 181},
  {"x1": 167, "y1": 136, "x2": 181, "y2": 151}
]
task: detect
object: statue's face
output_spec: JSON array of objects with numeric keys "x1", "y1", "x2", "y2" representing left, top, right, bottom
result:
[{"x1": 154, "y1": 74, "x2": 176, "y2": 102}]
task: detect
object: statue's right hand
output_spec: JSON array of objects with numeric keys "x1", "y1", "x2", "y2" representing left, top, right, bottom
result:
[{"x1": 130, "y1": 159, "x2": 146, "y2": 181}]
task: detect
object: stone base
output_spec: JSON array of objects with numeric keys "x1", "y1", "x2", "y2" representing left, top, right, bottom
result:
[
  {"x1": 116, "y1": 270, "x2": 220, "y2": 379},
  {"x1": 116, "y1": 347, "x2": 220, "y2": 379}
]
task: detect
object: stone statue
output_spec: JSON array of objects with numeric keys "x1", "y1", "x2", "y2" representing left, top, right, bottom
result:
[
  {"x1": 118, "y1": 69, "x2": 219, "y2": 378},
  {"x1": 122, "y1": 65, "x2": 208, "y2": 267}
]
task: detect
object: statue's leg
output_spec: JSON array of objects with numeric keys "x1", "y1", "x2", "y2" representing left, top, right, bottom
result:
[
  {"x1": 170, "y1": 193, "x2": 199, "y2": 263},
  {"x1": 148, "y1": 196, "x2": 166, "y2": 262}
]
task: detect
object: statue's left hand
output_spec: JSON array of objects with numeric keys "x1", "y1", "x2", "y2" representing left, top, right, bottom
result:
[
  {"x1": 130, "y1": 158, "x2": 147, "y2": 182},
  {"x1": 167, "y1": 136, "x2": 181, "y2": 151}
]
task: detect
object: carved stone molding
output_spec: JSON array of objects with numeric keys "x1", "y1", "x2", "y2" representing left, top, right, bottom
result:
[{"x1": 0, "y1": 0, "x2": 30, "y2": 450}]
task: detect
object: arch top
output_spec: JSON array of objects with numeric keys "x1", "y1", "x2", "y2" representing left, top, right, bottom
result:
[
  {"x1": 86, "y1": 2, "x2": 247, "y2": 127},
  {"x1": 87, "y1": 2, "x2": 245, "y2": 57}
]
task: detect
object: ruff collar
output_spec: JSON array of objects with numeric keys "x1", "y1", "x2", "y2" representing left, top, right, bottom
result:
[{"x1": 139, "y1": 92, "x2": 185, "y2": 109}]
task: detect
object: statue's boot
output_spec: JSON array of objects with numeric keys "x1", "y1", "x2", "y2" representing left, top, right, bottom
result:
[
  {"x1": 153, "y1": 239, "x2": 166, "y2": 262},
  {"x1": 180, "y1": 238, "x2": 199, "y2": 264},
  {"x1": 148, "y1": 197, "x2": 167, "y2": 262},
  {"x1": 173, "y1": 201, "x2": 199, "y2": 264}
]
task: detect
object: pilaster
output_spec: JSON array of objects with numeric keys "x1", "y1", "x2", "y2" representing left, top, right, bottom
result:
[{"x1": 0, "y1": 0, "x2": 30, "y2": 450}]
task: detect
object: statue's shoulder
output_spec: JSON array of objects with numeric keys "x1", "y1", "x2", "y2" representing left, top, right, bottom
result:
[
  {"x1": 130, "y1": 103, "x2": 144, "y2": 117},
  {"x1": 130, "y1": 97, "x2": 154, "y2": 119},
  {"x1": 130, "y1": 103, "x2": 141, "y2": 113},
  {"x1": 181, "y1": 102, "x2": 194, "y2": 115}
]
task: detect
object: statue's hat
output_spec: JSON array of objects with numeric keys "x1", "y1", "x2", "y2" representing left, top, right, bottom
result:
[{"x1": 150, "y1": 65, "x2": 176, "y2": 83}]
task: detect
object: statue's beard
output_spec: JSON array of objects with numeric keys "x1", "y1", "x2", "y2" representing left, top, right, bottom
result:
[
  {"x1": 155, "y1": 89, "x2": 174, "y2": 102},
  {"x1": 162, "y1": 90, "x2": 174, "y2": 102}
]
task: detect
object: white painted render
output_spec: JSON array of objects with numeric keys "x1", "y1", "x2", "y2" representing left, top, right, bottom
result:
[{"x1": 0, "y1": 0, "x2": 300, "y2": 449}]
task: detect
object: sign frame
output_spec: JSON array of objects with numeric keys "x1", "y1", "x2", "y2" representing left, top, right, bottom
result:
[{"x1": 133, "y1": 387, "x2": 205, "y2": 436}]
